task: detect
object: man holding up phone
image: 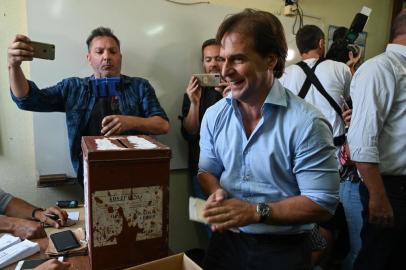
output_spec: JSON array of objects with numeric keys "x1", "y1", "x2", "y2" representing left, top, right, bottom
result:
[
  {"x1": 180, "y1": 39, "x2": 229, "y2": 205},
  {"x1": 7, "y1": 27, "x2": 170, "y2": 186}
]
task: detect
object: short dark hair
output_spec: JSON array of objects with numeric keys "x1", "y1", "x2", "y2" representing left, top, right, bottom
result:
[
  {"x1": 332, "y1": 27, "x2": 348, "y2": 42},
  {"x1": 296, "y1": 25, "x2": 325, "y2": 54},
  {"x1": 201, "y1": 38, "x2": 219, "y2": 60},
  {"x1": 216, "y1": 8, "x2": 287, "y2": 78},
  {"x1": 86, "y1": 27, "x2": 120, "y2": 51},
  {"x1": 325, "y1": 27, "x2": 350, "y2": 63},
  {"x1": 390, "y1": 9, "x2": 406, "y2": 42}
]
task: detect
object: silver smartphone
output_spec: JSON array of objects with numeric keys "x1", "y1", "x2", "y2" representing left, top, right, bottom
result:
[
  {"x1": 29, "y1": 41, "x2": 55, "y2": 60},
  {"x1": 193, "y1": 73, "x2": 221, "y2": 87}
]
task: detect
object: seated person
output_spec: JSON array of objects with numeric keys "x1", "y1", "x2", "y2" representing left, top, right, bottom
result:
[{"x1": 0, "y1": 188, "x2": 67, "y2": 239}]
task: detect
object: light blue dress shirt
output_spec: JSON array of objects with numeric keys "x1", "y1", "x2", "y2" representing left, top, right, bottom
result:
[
  {"x1": 348, "y1": 44, "x2": 406, "y2": 175},
  {"x1": 199, "y1": 79, "x2": 340, "y2": 234}
]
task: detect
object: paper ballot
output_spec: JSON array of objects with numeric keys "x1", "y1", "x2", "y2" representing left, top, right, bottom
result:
[
  {"x1": 0, "y1": 234, "x2": 21, "y2": 251},
  {"x1": 0, "y1": 237, "x2": 40, "y2": 268},
  {"x1": 189, "y1": 197, "x2": 208, "y2": 224}
]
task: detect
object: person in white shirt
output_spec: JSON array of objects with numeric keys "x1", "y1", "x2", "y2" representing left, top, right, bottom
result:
[
  {"x1": 348, "y1": 9, "x2": 406, "y2": 270},
  {"x1": 280, "y1": 25, "x2": 353, "y2": 268},
  {"x1": 280, "y1": 25, "x2": 352, "y2": 143}
]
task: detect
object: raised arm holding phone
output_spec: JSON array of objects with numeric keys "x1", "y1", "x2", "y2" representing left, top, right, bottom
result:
[{"x1": 7, "y1": 27, "x2": 170, "y2": 185}]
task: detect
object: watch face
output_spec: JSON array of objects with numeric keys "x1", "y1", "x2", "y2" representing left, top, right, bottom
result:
[{"x1": 257, "y1": 203, "x2": 270, "y2": 223}]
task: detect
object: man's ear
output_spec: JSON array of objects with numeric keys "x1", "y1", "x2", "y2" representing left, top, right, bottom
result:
[
  {"x1": 319, "y1": 38, "x2": 325, "y2": 50},
  {"x1": 86, "y1": 53, "x2": 91, "y2": 64},
  {"x1": 267, "y1": 54, "x2": 277, "y2": 70}
]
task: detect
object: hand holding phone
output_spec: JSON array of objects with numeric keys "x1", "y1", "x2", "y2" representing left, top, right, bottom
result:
[
  {"x1": 28, "y1": 41, "x2": 55, "y2": 60},
  {"x1": 193, "y1": 73, "x2": 221, "y2": 87}
]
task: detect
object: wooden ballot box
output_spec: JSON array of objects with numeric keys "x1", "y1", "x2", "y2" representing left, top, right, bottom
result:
[{"x1": 82, "y1": 135, "x2": 171, "y2": 270}]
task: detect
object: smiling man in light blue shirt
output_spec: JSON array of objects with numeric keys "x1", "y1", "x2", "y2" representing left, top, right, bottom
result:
[{"x1": 198, "y1": 9, "x2": 340, "y2": 270}]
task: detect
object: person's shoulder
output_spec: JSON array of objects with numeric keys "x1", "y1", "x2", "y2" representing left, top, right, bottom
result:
[
  {"x1": 121, "y1": 75, "x2": 149, "y2": 84},
  {"x1": 355, "y1": 52, "x2": 392, "y2": 76},
  {"x1": 321, "y1": 59, "x2": 349, "y2": 71},
  {"x1": 285, "y1": 89, "x2": 325, "y2": 120},
  {"x1": 204, "y1": 97, "x2": 229, "y2": 117}
]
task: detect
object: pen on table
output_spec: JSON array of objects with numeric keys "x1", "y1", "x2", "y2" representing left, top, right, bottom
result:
[{"x1": 44, "y1": 213, "x2": 60, "y2": 220}]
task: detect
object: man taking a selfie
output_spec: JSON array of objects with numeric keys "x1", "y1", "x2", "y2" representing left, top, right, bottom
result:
[{"x1": 7, "y1": 27, "x2": 169, "y2": 186}]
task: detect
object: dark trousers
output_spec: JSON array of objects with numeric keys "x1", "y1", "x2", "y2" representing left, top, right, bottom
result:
[
  {"x1": 203, "y1": 230, "x2": 311, "y2": 270},
  {"x1": 354, "y1": 176, "x2": 406, "y2": 270}
]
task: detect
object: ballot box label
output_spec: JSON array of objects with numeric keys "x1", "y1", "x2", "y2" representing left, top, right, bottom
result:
[{"x1": 92, "y1": 186, "x2": 163, "y2": 247}]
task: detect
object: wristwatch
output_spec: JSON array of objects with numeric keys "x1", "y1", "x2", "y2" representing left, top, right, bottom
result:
[{"x1": 256, "y1": 203, "x2": 271, "y2": 223}]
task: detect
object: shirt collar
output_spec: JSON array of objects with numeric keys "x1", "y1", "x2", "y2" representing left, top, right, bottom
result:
[
  {"x1": 386, "y1": 43, "x2": 406, "y2": 58},
  {"x1": 225, "y1": 79, "x2": 288, "y2": 109}
]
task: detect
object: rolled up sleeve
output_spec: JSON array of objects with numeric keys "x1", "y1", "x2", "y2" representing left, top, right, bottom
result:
[
  {"x1": 293, "y1": 117, "x2": 340, "y2": 214},
  {"x1": 198, "y1": 111, "x2": 223, "y2": 179}
]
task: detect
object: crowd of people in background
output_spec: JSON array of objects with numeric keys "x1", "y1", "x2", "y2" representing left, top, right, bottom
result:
[{"x1": 3, "y1": 7, "x2": 405, "y2": 270}]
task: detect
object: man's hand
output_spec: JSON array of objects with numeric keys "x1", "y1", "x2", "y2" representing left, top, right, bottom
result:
[
  {"x1": 34, "y1": 259, "x2": 71, "y2": 270},
  {"x1": 215, "y1": 81, "x2": 231, "y2": 97},
  {"x1": 342, "y1": 109, "x2": 352, "y2": 126},
  {"x1": 368, "y1": 190, "x2": 394, "y2": 227},
  {"x1": 36, "y1": 207, "x2": 68, "y2": 228},
  {"x1": 203, "y1": 190, "x2": 257, "y2": 232},
  {"x1": 7, "y1": 34, "x2": 34, "y2": 68},
  {"x1": 101, "y1": 115, "x2": 132, "y2": 136},
  {"x1": 186, "y1": 76, "x2": 202, "y2": 105},
  {"x1": 10, "y1": 217, "x2": 47, "y2": 239}
]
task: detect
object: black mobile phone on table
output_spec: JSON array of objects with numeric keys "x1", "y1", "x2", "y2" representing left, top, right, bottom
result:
[
  {"x1": 15, "y1": 257, "x2": 63, "y2": 270},
  {"x1": 50, "y1": 230, "x2": 80, "y2": 252}
]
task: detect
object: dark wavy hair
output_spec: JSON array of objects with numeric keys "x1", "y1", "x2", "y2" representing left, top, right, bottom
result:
[
  {"x1": 201, "y1": 38, "x2": 219, "y2": 60},
  {"x1": 325, "y1": 27, "x2": 352, "y2": 63},
  {"x1": 86, "y1": 27, "x2": 120, "y2": 51},
  {"x1": 216, "y1": 8, "x2": 287, "y2": 78}
]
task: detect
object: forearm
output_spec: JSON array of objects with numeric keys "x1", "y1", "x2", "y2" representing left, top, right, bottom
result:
[
  {"x1": 356, "y1": 162, "x2": 385, "y2": 195},
  {"x1": 265, "y1": 196, "x2": 332, "y2": 225},
  {"x1": 8, "y1": 65, "x2": 29, "y2": 98},
  {"x1": 198, "y1": 172, "x2": 222, "y2": 196},
  {"x1": 4, "y1": 197, "x2": 36, "y2": 219},
  {"x1": 0, "y1": 216, "x2": 15, "y2": 233},
  {"x1": 183, "y1": 103, "x2": 200, "y2": 134},
  {"x1": 128, "y1": 116, "x2": 170, "y2": 135}
]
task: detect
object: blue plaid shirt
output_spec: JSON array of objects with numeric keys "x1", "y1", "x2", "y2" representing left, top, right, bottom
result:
[{"x1": 12, "y1": 75, "x2": 168, "y2": 181}]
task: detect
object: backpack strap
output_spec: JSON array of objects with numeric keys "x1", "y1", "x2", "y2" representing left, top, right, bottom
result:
[
  {"x1": 297, "y1": 58, "x2": 325, "y2": 98},
  {"x1": 296, "y1": 59, "x2": 343, "y2": 121}
]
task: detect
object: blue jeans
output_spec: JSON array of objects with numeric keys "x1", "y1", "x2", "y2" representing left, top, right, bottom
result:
[{"x1": 340, "y1": 180, "x2": 364, "y2": 270}]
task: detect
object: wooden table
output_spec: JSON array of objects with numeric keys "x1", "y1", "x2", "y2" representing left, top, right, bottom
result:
[{"x1": 4, "y1": 207, "x2": 91, "y2": 270}]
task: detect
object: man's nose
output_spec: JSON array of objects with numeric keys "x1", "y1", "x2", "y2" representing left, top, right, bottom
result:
[
  {"x1": 221, "y1": 59, "x2": 231, "y2": 78},
  {"x1": 102, "y1": 51, "x2": 111, "y2": 59}
]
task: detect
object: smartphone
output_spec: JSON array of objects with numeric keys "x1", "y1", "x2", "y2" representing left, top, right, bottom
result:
[
  {"x1": 50, "y1": 230, "x2": 80, "y2": 252},
  {"x1": 340, "y1": 95, "x2": 351, "y2": 110},
  {"x1": 29, "y1": 41, "x2": 55, "y2": 60},
  {"x1": 15, "y1": 257, "x2": 63, "y2": 270},
  {"x1": 193, "y1": 73, "x2": 221, "y2": 87},
  {"x1": 56, "y1": 200, "x2": 78, "y2": 208}
]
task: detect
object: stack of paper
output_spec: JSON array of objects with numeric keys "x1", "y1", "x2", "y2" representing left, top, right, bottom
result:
[
  {"x1": 0, "y1": 234, "x2": 21, "y2": 251},
  {"x1": 0, "y1": 234, "x2": 40, "y2": 268}
]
